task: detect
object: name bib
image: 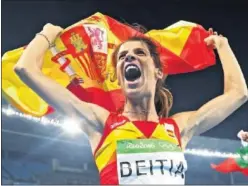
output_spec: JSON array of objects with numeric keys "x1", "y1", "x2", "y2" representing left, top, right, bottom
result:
[{"x1": 116, "y1": 139, "x2": 187, "y2": 185}]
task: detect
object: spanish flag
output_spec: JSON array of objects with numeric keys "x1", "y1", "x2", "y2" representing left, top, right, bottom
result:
[{"x1": 2, "y1": 12, "x2": 215, "y2": 117}]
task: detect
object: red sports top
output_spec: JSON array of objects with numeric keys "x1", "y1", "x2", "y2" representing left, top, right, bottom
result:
[{"x1": 94, "y1": 113, "x2": 182, "y2": 185}]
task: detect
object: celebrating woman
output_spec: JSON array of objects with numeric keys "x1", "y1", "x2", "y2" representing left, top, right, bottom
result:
[{"x1": 14, "y1": 23, "x2": 247, "y2": 184}]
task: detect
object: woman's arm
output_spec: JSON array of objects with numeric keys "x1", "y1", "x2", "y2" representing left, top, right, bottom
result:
[
  {"x1": 14, "y1": 24, "x2": 109, "y2": 141},
  {"x1": 172, "y1": 30, "x2": 248, "y2": 149}
]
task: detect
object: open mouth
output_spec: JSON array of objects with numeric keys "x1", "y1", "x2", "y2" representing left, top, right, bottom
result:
[{"x1": 124, "y1": 64, "x2": 142, "y2": 81}]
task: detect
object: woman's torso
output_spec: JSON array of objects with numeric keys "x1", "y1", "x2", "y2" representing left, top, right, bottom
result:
[{"x1": 94, "y1": 113, "x2": 187, "y2": 185}]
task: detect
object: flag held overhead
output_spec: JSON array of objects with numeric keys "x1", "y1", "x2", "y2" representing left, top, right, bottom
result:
[{"x1": 2, "y1": 12, "x2": 216, "y2": 117}]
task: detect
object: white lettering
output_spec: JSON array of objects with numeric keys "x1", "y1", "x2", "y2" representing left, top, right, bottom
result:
[
  {"x1": 126, "y1": 142, "x2": 155, "y2": 149},
  {"x1": 159, "y1": 142, "x2": 167, "y2": 148},
  {"x1": 110, "y1": 120, "x2": 126, "y2": 129}
]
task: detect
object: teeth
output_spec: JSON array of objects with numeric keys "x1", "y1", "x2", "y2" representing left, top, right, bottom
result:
[{"x1": 125, "y1": 65, "x2": 139, "y2": 72}]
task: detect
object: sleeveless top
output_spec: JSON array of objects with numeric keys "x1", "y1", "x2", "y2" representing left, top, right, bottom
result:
[{"x1": 94, "y1": 113, "x2": 187, "y2": 185}]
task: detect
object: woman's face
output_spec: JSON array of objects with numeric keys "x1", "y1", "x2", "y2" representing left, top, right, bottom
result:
[{"x1": 116, "y1": 41, "x2": 162, "y2": 99}]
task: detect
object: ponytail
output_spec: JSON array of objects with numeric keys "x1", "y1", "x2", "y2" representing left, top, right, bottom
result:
[{"x1": 155, "y1": 79, "x2": 173, "y2": 118}]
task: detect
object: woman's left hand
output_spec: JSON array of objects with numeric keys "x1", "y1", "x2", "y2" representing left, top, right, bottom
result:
[{"x1": 204, "y1": 28, "x2": 228, "y2": 50}]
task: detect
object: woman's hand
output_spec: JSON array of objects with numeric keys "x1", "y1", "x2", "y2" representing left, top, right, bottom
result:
[
  {"x1": 204, "y1": 28, "x2": 228, "y2": 50},
  {"x1": 40, "y1": 23, "x2": 63, "y2": 44}
]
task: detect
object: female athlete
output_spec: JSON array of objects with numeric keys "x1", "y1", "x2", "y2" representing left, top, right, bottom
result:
[{"x1": 14, "y1": 23, "x2": 248, "y2": 184}]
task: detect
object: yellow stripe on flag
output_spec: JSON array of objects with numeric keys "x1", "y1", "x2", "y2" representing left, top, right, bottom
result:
[
  {"x1": 146, "y1": 21, "x2": 196, "y2": 56},
  {"x1": 2, "y1": 48, "x2": 50, "y2": 116}
]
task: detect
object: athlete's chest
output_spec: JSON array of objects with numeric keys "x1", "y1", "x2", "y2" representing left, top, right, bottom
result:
[
  {"x1": 106, "y1": 120, "x2": 180, "y2": 145},
  {"x1": 94, "y1": 117, "x2": 187, "y2": 182}
]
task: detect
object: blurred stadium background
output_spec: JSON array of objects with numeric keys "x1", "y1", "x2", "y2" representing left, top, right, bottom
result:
[
  {"x1": 2, "y1": 0, "x2": 248, "y2": 184},
  {"x1": 1, "y1": 100, "x2": 247, "y2": 184}
]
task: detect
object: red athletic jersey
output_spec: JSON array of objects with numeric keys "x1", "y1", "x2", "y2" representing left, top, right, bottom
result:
[{"x1": 94, "y1": 113, "x2": 182, "y2": 185}]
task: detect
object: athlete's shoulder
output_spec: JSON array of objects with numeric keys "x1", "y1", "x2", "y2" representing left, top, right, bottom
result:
[
  {"x1": 104, "y1": 112, "x2": 128, "y2": 129},
  {"x1": 160, "y1": 117, "x2": 182, "y2": 147},
  {"x1": 160, "y1": 117, "x2": 178, "y2": 127}
]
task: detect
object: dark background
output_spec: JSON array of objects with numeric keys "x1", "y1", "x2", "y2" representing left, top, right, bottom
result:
[{"x1": 2, "y1": 0, "x2": 248, "y2": 140}]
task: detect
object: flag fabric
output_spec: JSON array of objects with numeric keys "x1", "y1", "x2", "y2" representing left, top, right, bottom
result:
[
  {"x1": 2, "y1": 12, "x2": 216, "y2": 117},
  {"x1": 211, "y1": 146, "x2": 248, "y2": 176}
]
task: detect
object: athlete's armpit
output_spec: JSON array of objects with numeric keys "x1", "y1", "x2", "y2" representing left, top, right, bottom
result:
[{"x1": 172, "y1": 90, "x2": 248, "y2": 146}]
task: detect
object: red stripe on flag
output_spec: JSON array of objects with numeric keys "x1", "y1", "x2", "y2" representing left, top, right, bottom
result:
[
  {"x1": 76, "y1": 56, "x2": 91, "y2": 78},
  {"x1": 66, "y1": 82, "x2": 123, "y2": 112},
  {"x1": 42, "y1": 84, "x2": 125, "y2": 116},
  {"x1": 179, "y1": 25, "x2": 216, "y2": 72},
  {"x1": 105, "y1": 15, "x2": 143, "y2": 41},
  {"x1": 81, "y1": 51, "x2": 97, "y2": 80},
  {"x1": 60, "y1": 58, "x2": 71, "y2": 72},
  {"x1": 51, "y1": 51, "x2": 68, "y2": 63}
]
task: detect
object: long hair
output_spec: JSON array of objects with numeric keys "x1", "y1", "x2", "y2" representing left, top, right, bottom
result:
[{"x1": 112, "y1": 36, "x2": 173, "y2": 118}]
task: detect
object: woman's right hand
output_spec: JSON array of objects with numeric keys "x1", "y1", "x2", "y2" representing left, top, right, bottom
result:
[{"x1": 40, "y1": 23, "x2": 64, "y2": 44}]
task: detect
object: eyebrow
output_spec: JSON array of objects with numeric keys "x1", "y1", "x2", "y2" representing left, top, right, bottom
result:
[
  {"x1": 134, "y1": 48, "x2": 147, "y2": 53},
  {"x1": 118, "y1": 48, "x2": 148, "y2": 58},
  {"x1": 118, "y1": 50, "x2": 128, "y2": 58}
]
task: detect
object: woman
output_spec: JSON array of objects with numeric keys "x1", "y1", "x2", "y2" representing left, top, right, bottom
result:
[{"x1": 14, "y1": 23, "x2": 248, "y2": 184}]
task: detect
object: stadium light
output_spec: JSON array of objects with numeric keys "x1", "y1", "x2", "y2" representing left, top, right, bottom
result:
[
  {"x1": 61, "y1": 118, "x2": 82, "y2": 135},
  {"x1": 2, "y1": 107, "x2": 83, "y2": 135},
  {"x1": 185, "y1": 148, "x2": 239, "y2": 158}
]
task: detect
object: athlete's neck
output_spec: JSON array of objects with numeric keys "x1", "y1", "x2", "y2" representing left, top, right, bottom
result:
[{"x1": 123, "y1": 96, "x2": 159, "y2": 122}]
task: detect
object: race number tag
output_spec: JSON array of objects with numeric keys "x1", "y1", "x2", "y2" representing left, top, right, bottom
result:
[{"x1": 117, "y1": 139, "x2": 187, "y2": 185}]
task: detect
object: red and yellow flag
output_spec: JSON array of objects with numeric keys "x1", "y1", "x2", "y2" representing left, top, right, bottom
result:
[{"x1": 2, "y1": 12, "x2": 216, "y2": 117}]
